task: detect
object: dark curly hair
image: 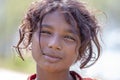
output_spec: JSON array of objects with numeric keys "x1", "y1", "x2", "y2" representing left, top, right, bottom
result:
[{"x1": 15, "y1": 0, "x2": 101, "y2": 69}]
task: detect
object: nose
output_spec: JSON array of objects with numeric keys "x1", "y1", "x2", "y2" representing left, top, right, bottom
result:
[{"x1": 48, "y1": 36, "x2": 62, "y2": 50}]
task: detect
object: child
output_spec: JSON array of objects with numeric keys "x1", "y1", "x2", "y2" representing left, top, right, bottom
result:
[{"x1": 15, "y1": 0, "x2": 101, "y2": 80}]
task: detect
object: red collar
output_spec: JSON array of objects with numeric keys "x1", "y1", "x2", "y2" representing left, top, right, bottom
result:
[
  {"x1": 27, "y1": 71, "x2": 92, "y2": 80},
  {"x1": 27, "y1": 73, "x2": 36, "y2": 80}
]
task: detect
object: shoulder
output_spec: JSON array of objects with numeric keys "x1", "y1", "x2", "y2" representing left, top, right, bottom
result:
[{"x1": 70, "y1": 71, "x2": 95, "y2": 80}]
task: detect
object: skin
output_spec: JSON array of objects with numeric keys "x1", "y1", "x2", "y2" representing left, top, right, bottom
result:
[{"x1": 31, "y1": 10, "x2": 81, "y2": 80}]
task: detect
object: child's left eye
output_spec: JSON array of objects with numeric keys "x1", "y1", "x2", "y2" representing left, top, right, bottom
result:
[
  {"x1": 64, "y1": 35, "x2": 75, "y2": 41},
  {"x1": 40, "y1": 30, "x2": 51, "y2": 35}
]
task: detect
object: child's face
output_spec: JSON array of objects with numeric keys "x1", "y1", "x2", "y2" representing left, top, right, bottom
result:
[{"x1": 32, "y1": 10, "x2": 81, "y2": 72}]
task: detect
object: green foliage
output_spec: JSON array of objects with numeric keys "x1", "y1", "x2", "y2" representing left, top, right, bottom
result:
[
  {"x1": 0, "y1": 0, "x2": 36, "y2": 74},
  {"x1": 0, "y1": 0, "x2": 33, "y2": 57},
  {"x1": 0, "y1": 56, "x2": 36, "y2": 74}
]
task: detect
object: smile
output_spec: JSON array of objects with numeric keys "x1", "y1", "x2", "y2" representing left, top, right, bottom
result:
[{"x1": 43, "y1": 53, "x2": 62, "y2": 63}]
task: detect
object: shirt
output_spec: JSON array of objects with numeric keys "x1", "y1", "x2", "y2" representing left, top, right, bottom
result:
[{"x1": 27, "y1": 71, "x2": 93, "y2": 80}]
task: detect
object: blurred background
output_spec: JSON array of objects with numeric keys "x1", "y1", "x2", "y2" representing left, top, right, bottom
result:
[{"x1": 0, "y1": 0, "x2": 120, "y2": 80}]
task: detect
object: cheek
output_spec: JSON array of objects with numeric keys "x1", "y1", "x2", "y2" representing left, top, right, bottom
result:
[
  {"x1": 65, "y1": 44, "x2": 79, "y2": 64},
  {"x1": 31, "y1": 34, "x2": 42, "y2": 60},
  {"x1": 39, "y1": 35, "x2": 49, "y2": 47},
  {"x1": 31, "y1": 41, "x2": 40, "y2": 60}
]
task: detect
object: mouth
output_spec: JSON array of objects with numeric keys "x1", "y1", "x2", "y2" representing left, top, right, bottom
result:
[{"x1": 42, "y1": 53, "x2": 62, "y2": 63}]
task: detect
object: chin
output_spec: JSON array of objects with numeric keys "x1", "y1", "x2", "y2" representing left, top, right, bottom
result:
[{"x1": 41, "y1": 63, "x2": 65, "y2": 73}]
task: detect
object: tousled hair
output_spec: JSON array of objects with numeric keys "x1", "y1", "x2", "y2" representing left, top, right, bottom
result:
[{"x1": 15, "y1": 0, "x2": 101, "y2": 69}]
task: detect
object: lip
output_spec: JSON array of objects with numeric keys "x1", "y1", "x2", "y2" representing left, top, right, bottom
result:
[{"x1": 43, "y1": 53, "x2": 62, "y2": 63}]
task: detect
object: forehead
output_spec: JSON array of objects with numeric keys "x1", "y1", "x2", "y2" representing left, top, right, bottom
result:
[
  {"x1": 42, "y1": 10, "x2": 68, "y2": 26},
  {"x1": 41, "y1": 10, "x2": 79, "y2": 34}
]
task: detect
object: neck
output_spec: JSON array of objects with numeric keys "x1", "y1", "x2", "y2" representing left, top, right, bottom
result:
[{"x1": 36, "y1": 65, "x2": 74, "y2": 80}]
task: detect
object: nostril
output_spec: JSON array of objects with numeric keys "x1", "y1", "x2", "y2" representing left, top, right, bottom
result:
[
  {"x1": 48, "y1": 45, "x2": 52, "y2": 48},
  {"x1": 48, "y1": 43, "x2": 62, "y2": 50},
  {"x1": 48, "y1": 36, "x2": 62, "y2": 50}
]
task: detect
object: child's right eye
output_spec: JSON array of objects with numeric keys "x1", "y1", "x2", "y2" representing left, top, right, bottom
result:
[{"x1": 40, "y1": 30, "x2": 51, "y2": 35}]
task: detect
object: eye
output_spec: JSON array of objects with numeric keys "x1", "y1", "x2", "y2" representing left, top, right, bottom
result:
[
  {"x1": 64, "y1": 35, "x2": 76, "y2": 41},
  {"x1": 40, "y1": 30, "x2": 51, "y2": 35}
]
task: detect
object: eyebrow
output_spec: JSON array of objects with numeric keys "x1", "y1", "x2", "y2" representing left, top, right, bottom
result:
[
  {"x1": 65, "y1": 28, "x2": 78, "y2": 34},
  {"x1": 41, "y1": 24, "x2": 53, "y2": 29},
  {"x1": 41, "y1": 24, "x2": 78, "y2": 35}
]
